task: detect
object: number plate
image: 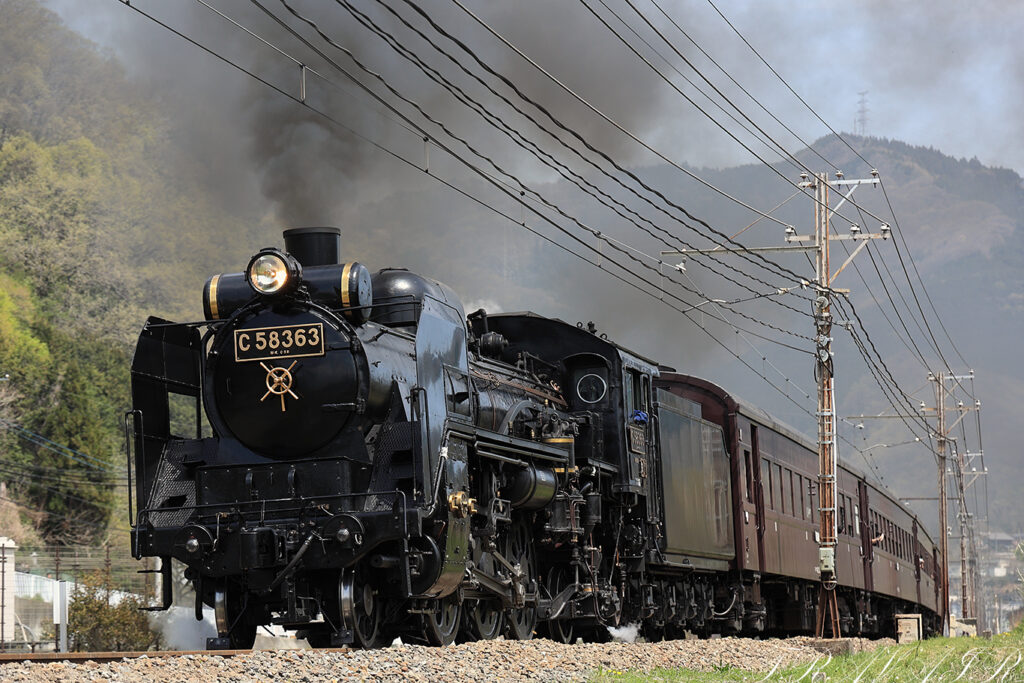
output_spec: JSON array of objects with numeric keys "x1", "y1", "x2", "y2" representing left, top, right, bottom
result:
[
  {"x1": 233, "y1": 323, "x2": 325, "y2": 362},
  {"x1": 627, "y1": 425, "x2": 647, "y2": 454}
]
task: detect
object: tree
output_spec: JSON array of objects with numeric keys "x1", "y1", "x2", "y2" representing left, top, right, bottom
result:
[
  {"x1": 69, "y1": 569, "x2": 161, "y2": 652},
  {"x1": 0, "y1": 0, "x2": 267, "y2": 546}
]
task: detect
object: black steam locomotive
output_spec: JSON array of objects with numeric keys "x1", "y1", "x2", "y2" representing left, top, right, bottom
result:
[{"x1": 129, "y1": 228, "x2": 940, "y2": 648}]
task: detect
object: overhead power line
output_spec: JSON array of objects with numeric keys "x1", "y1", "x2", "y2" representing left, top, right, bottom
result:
[
  {"x1": 704, "y1": 0, "x2": 871, "y2": 168},
  {"x1": 201, "y1": 2, "x2": 937, "y2": 438},
  {"x1": 257, "y1": 0, "x2": 814, "y2": 348},
  {"x1": 577, "y1": 0, "x2": 901, "y2": 262},
  {"x1": 646, "y1": 0, "x2": 838, "y2": 173},
  {"x1": 354, "y1": 0, "x2": 823, "y2": 300},
  {"x1": 329, "y1": 0, "x2": 816, "y2": 327},
  {"x1": 702, "y1": 0, "x2": 970, "y2": 377},
  {"x1": 0, "y1": 418, "x2": 115, "y2": 472},
  {"x1": 117, "y1": 0, "x2": 956, "y2": 483},
  {"x1": 584, "y1": 0, "x2": 958, "y2": 370},
  {"x1": 878, "y1": 180, "x2": 972, "y2": 370},
  {"x1": 442, "y1": 0, "x2": 830, "y2": 283},
  {"x1": 114, "y1": 0, "x2": 824, "y2": 421},
  {"x1": 289, "y1": 0, "x2": 814, "y2": 337},
  {"x1": 441, "y1": 0, "x2": 923, "y2": 388}
]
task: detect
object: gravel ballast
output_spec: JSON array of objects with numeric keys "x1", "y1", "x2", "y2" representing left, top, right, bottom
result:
[{"x1": 0, "y1": 636, "x2": 893, "y2": 682}]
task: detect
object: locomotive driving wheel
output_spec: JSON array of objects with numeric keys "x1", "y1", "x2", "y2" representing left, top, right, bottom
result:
[
  {"x1": 424, "y1": 593, "x2": 462, "y2": 646},
  {"x1": 503, "y1": 518, "x2": 537, "y2": 640},
  {"x1": 461, "y1": 552, "x2": 504, "y2": 641},
  {"x1": 340, "y1": 567, "x2": 384, "y2": 649},
  {"x1": 463, "y1": 599, "x2": 504, "y2": 641},
  {"x1": 542, "y1": 566, "x2": 576, "y2": 644}
]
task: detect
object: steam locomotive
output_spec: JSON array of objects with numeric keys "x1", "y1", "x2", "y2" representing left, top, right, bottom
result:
[{"x1": 128, "y1": 227, "x2": 941, "y2": 648}]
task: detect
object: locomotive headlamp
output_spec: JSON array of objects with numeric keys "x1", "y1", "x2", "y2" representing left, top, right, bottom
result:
[{"x1": 246, "y1": 248, "x2": 301, "y2": 296}]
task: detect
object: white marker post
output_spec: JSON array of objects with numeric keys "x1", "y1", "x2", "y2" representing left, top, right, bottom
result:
[{"x1": 52, "y1": 581, "x2": 68, "y2": 652}]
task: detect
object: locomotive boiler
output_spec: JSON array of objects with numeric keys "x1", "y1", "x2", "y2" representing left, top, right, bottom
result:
[{"x1": 128, "y1": 227, "x2": 941, "y2": 648}]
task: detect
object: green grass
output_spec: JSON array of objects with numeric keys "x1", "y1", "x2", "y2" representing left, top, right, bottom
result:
[{"x1": 590, "y1": 624, "x2": 1024, "y2": 682}]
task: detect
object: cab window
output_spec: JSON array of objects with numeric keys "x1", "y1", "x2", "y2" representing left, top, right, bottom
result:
[
  {"x1": 624, "y1": 369, "x2": 651, "y2": 415},
  {"x1": 573, "y1": 367, "x2": 609, "y2": 407},
  {"x1": 624, "y1": 369, "x2": 640, "y2": 414}
]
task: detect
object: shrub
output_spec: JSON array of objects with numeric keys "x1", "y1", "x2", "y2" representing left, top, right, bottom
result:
[{"x1": 68, "y1": 570, "x2": 161, "y2": 652}]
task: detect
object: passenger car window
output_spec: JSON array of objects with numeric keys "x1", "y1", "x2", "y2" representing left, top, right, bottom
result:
[
  {"x1": 743, "y1": 450, "x2": 754, "y2": 503},
  {"x1": 775, "y1": 464, "x2": 784, "y2": 515}
]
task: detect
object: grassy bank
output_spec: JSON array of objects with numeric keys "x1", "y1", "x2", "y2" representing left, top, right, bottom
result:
[{"x1": 592, "y1": 626, "x2": 1024, "y2": 682}]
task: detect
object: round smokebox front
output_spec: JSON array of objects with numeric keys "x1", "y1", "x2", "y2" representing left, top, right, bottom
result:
[{"x1": 209, "y1": 307, "x2": 359, "y2": 458}]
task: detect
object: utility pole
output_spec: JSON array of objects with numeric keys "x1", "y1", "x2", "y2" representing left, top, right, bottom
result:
[
  {"x1": 661, "y1": 170, "x2": 888, "y2": 639},
  {"x1": 850, "y1": 371, "x2": 984, "y2": 638},
  {"x1": 934, "y1": 371, "x2": 950, "y2": 635},
  {"x1": 927, "y1": 370, "x2": 981, "y2": 634},
  {"x1": 810, "y1": 172, "x2": 840, "y2": 638},
  {"x1": 789, "y1": 172, "x2": 888, "y2": 638}
]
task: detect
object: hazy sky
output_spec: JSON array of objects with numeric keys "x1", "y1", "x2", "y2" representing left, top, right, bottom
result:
[
  {"x1": 48, "y1": 0, "x2": 1024, "y2": 175},
  {"x1": 697, "y1": 0, "x2": 1024, "y2": 173}
]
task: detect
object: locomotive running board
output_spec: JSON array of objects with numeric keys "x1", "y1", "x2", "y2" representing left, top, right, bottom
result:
[{"x1": 474, "y1": 431, "x2": 571, "y2": 464}]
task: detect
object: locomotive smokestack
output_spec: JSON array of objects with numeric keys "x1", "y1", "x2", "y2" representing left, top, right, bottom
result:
[{"x1": 283, "y1": 227, "x2": 341, "y2": 267}]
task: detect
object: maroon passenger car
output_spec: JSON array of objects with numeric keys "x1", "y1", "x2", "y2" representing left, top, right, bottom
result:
[{"x1": 656, "y1": 374, "x2": 941, "y2": 636}]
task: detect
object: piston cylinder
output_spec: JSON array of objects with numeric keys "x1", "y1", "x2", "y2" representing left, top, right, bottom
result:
[{"x1": 505, "y1": 464, "x2": 557, "y2": 510}]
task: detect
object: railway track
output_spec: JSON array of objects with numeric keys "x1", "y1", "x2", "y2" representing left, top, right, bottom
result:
[{"x1": 0, "y1": 649, "x2": 258, "y2": 664}]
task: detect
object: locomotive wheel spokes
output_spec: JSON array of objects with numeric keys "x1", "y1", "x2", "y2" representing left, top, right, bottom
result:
[
  {"x1": 460, "y1": 549, "x2": 504, "y2": 641},
  {"x1": 424, "y1": 594, "x2": 462, "y2": 646},
  {"x1": 543, "y1": 567, "x2": 576, "y2": 644},
  {"x1": 340, "y1": 568, "x2": 384, "y2": 649},
  {"x1": 504, "y1": 520, "x2": 537, "y2": 640},
  {"x1": 463, "y1": 599, "x2": 504, "y2": 641}
]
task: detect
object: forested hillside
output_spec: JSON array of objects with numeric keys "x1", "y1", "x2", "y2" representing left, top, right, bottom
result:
[{"x1": 0, "y1": 0, "x2": 265, "y2": 544}]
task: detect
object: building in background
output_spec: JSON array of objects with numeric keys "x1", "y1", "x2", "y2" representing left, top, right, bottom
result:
[{"x1": 982, "y1": 531, "x2": 1024, "y2": 633}]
